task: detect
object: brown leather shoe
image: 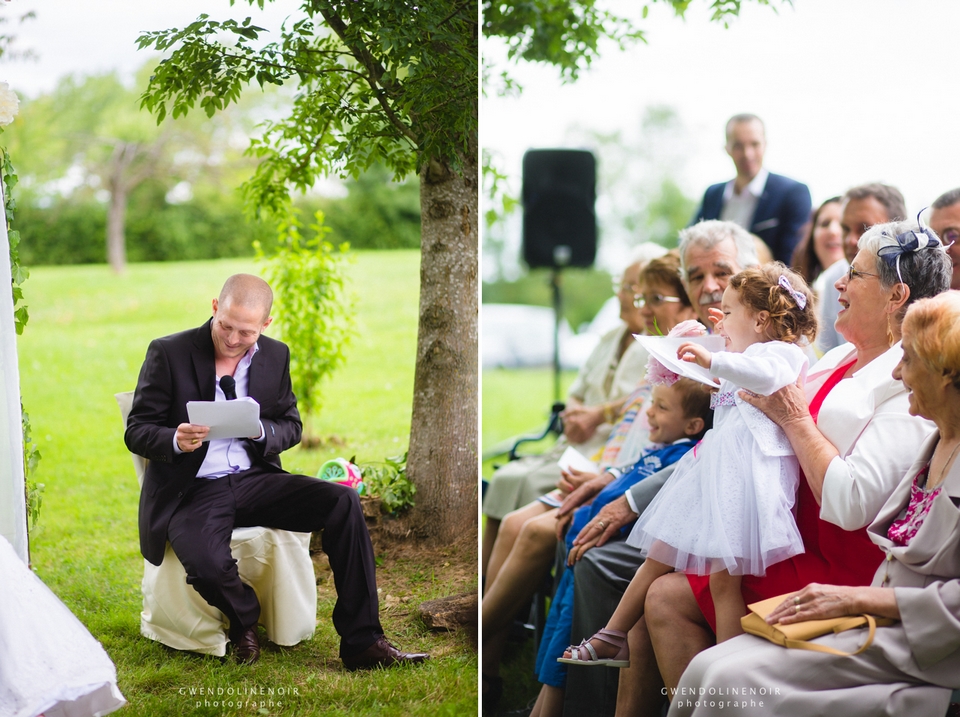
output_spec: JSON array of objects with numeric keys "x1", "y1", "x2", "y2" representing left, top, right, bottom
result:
[
  {"x1": 233, "y1": 627, "x2": 260, "y2": 664},
  {"x1": 341, "y1": 635, "x2": 429, "y2": 671}
]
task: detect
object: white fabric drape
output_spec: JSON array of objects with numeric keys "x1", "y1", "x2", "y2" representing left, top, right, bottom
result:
[{"x1": 0, "y1": 182, "x2": 27, "y2": 564}]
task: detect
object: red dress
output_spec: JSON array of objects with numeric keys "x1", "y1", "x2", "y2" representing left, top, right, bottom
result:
[{"x1": 687, "y1": 360, "x2": 885, "y2": 631}]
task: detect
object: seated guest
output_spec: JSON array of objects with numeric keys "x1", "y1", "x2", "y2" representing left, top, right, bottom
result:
[
  {"x1": 126, "y1": 274, "x2": 426, "y2": 668},
  {"x1": 840, "y1": 183, "x2": 906, "y2": 263},
  {"x1": 564, "y1": 219, "x2": 951, "y2": 716},
  {"x1": 929, "y1": 188, "x2": 960, "y2": 290},
  {"x1": 481, "y1": 254, "x2": 697, "y2": 705},
  {"x1": 529, "y1": 378, "x2": 713, "y2": 717},
  {"x1": 790, "y1": 197, "x2": 848, "y2": 354},
  {"x1": 482, "y1": 257, "x2": 652, "y2": 577},
  {"x1": 672, "y1": 289, "x2": 960, "y2": 717}
]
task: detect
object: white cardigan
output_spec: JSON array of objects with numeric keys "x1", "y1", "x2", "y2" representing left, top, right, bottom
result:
[{"x1": 805, "y1": 342, "x2": 935, "y2": 530}]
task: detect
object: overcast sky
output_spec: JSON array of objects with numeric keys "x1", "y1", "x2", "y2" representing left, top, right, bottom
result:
[
  {"x1": 483, "y1": 0, "x2": 960, "y2": 274},
  {"x1": 1, "y1": 0, "x2": 293, "y2": 95},
  {"x1": 5, "y1": 0, "x2": 959, "y2": 278}
]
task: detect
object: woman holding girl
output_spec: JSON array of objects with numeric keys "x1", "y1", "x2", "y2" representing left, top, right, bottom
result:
[
  {"x1": 636, "y1": 220, "x2": 952, "y2": 715},
  {"x1": 672, "y1": 288, "x2": 960, "y2": 716}
]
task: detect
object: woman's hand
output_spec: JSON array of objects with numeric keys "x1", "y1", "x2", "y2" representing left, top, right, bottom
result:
[
  {"x1": 567, "y1": 497, "x2": 636, "y2": 565},
  {"x1": 557, "y1": 467, "x2": 599, "y2": 494},
  {"x1": 768, "y1": 584, "x2": 858, "y2": 624},
  {"x1": 556, "y1": 471, "x2": 608, "y2": 518},
  {"x1": 767, "y1": 584, "x2": 899, "y2": 625},
  {"x1": 562, "y1": 405, "x2": 604, "y2": 444},
  {"x1": 556, "y1": 476, "x2": 610, "y2": 530},
  {"x1": 738, "y1": 376, "x2": 809, "y2": 429},
  {"x1": 678, "y1": 342, "x2": 713, "y2": 369}
]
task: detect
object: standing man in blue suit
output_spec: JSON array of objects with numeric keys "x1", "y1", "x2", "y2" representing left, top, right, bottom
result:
[{"x1": 692, "y1": 114, "x2": 811, "y2": 265}]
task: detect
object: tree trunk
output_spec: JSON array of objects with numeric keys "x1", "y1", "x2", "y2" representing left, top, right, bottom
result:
[
  {"x1": 406, "y1": 149, "x2": 478, "y2": 544},
  {"x1": 106, "y1": 185, "x2": 128, "y2": 275}
]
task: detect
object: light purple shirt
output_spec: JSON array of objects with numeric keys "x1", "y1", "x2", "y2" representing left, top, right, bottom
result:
[{"x1": 172, "y1": 343, "x2": 265, "y2": 478}]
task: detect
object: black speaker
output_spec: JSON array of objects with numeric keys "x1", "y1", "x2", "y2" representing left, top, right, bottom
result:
[{"x1": 522, "y1": 149, "x2": 597, "y2": 269}]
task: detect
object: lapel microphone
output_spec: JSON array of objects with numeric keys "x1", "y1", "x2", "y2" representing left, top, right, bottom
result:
[{"x1": 220, "y1": 375, "x2": 237, "y2": 400}]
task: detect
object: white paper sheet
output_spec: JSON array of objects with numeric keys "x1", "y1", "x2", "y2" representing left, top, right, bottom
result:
[
  {"x1": 634, "y1": 334, "x2": 727, "y2": 387},
  {"x1": 557, "y1": 446, "x2": 598, "y2": 474},
  {"x1": 186, "y1": 397, "x2": 261, "y2": 440}
]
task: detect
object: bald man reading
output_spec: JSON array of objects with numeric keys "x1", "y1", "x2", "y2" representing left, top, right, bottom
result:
[{"x1": 125, "y1": 274, "x2": 427, "y2": 669}]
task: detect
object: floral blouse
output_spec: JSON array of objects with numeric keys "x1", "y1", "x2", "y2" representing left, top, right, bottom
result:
[{"x1": 887, "y1": 464, "x2": 942, "y2": 547}]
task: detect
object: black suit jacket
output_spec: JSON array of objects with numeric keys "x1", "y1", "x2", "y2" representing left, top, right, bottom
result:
[
  {"x1": 125, "y1": 319, "x2": 302, "y2": 565},
  {"x1": 693, "y1": 172, "x2": 812, "y2": 265}
]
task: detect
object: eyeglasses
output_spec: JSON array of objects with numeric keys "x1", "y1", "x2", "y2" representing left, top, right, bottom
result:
[
  {"x1": 847, "y1": 264, "x2": 879, "y2": 282},
  {"x1": 633, "y1": 293, "x2": 682, "y2": 309},
  {"x1": 940, "y1": 228, "x2": 960, "y2": 246},
  {"x1": 613, "y1": 281, "x2": 642, "y2": 296}
]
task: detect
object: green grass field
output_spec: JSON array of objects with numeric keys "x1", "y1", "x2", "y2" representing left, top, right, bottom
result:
[{"x1": 17, "y1": 252, "x2": 477, "y2": 716}]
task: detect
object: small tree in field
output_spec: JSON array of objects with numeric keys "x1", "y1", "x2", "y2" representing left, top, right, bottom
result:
[{"x1": 255, "y1": 210, "x2": 354, "y2": 442}]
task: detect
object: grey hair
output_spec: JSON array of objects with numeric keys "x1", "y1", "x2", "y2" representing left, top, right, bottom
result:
[
  {"x1": 932, "y1": 188, "x2": 960, "y2": 211},
  {"x1": 725, "y1": 114, "x2": 765, "y2": 142},
  {"x1": 844, "y1": 183, "x2": 906, "y2": 223},
  {"x1": 628, "y1": 241, "x2": 669, "y2": 266},
  {"x1": 857, "y1": 220, "x2": 951, "y2": 318},
  {"x1": 678, "y1": 220, "x2": 760, "y2": 281}
]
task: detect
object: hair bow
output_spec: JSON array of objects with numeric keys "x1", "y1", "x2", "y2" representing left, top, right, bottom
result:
[
  {"x1": 777, "y1": 275, "x2": 807, "y2": 310},
  {"x1": 876, "y1": 226, "x2": 941, "y2": 270}
]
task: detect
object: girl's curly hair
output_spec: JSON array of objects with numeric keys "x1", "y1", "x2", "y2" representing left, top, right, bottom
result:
[{"x1": 729, "y1": 263, "x2": 818, "y2": 345}]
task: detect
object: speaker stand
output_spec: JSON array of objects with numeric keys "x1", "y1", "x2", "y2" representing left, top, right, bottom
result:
[{"x1": 550, "y1": 268, "x2": 563, "y2": 404}]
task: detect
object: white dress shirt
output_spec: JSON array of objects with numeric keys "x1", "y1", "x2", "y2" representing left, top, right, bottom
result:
[
  {"x1": 720, "y1": 168, "x2": 768, "y2": 231},
  {"x1": 171, "y1": 343, "x2": 266, "y2": 478}
]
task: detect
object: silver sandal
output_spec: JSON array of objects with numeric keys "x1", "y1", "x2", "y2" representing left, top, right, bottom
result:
[{"x1": 557, "y1": 628, "x2": 630, "y2": 667}]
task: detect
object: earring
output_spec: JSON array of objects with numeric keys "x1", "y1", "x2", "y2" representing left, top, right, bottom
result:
[{"x1": 886, "y1": 314, "x2": 895, "y2": 347}]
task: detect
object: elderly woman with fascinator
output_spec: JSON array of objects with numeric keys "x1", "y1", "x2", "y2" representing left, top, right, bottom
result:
[
  {"x1": 626, "y1": 220, "x2": 953, "y2": 717},
  {"x1": 671, "y1": 287, "x2": 960, "y2": 716}
]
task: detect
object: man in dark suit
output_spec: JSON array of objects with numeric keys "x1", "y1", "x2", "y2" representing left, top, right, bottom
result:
[
  {"x1": 692, "y1": 114, "x2": 811, "y2": 265},
  {"x1": 125, "y1": 273, "x2": 428, "y2": 669}
]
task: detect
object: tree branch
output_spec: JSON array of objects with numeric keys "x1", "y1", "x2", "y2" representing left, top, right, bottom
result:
[{"x1": 315, "y1": 2, "x2": 419, "y2": 147}]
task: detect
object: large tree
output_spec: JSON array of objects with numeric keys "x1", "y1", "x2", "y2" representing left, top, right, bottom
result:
[{"x1": 138, "y1": 0, "x2": 478, "y2": 543}]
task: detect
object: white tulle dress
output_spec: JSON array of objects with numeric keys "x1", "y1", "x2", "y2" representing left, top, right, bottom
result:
[
  {"x1": 627, "y1": 341, "x2": 808, "y2": 576},
  {"x1": 0, "y1": 536, "x2": 126, "y2": 717}
]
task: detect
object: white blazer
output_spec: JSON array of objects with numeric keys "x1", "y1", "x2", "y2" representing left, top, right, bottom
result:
[{"x1": 806, "y1": 342, "x2": 935, "y2": 530}]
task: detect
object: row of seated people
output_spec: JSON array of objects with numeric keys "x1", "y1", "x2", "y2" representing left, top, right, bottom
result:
[{"x1": 482, "y1": 185, "x2": 960, "y2": 716}]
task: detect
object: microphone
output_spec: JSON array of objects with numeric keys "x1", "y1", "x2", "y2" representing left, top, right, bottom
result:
[{"x1": 220, "y1": 375, "x2": 237, "y2": 400}]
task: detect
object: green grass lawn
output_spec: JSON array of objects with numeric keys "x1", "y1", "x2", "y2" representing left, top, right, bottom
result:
[
  {"x1": 481, "y1": 367, "x2": 576, "y2": 477},
  {"x1": 17, "y1": 252, "x2": 477, "y2": 716}
]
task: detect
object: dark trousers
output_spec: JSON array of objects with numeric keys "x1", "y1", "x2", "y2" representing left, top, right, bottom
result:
[{"x1": 166, "y1": 467, "x2": 382, "y2": 657}]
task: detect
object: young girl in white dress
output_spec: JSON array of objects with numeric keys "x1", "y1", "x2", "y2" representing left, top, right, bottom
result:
[{"x1": 560, "y1": 264, "x2": 819, "y2": 665}]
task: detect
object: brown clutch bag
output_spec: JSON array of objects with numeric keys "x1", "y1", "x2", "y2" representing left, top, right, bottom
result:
[{"x1": 740, "y1": 594, "x2": 897, "y2": 657}]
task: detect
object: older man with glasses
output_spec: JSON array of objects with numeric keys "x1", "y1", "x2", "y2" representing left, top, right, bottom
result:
[{"x1": 929, "y1": 188, "x2": 960, "y2": 290}]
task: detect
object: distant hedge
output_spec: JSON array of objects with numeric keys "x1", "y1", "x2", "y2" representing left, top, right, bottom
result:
[{"x1": 16, "y1": 167, "x2": 422, "y2": 266}]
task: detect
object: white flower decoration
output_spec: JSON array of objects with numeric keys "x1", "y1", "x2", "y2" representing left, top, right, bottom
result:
[{"x1": 0, "y1": 82, "x2": 19, "y2": 126}]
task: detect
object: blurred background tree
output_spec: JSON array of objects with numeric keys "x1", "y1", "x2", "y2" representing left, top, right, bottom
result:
[{"x1": 4, "y1": 62, "x2": 423, "y2": 270}]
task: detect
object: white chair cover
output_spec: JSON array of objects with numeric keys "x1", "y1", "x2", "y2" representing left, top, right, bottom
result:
[{"x1": 115, "y1": 392, "x2": 317, "y2": 656}]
